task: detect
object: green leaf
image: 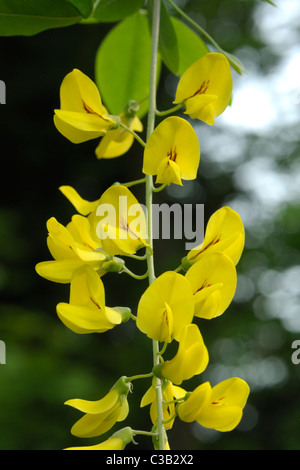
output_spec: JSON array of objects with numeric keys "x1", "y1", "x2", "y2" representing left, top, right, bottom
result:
[
  {"x1": 64, "y1": 0, "x2": 94, "y2": 18},
  {"x1": 93, "y1": 0, "x2": 145, "y2": 23},
  {"x1": 0, "y1": 0, "x2": 90, "y2": 36},
  {"x1": 171, "y1": 17, "x2": 209, "y2": 76},
  {"x1": 95, "y1": 11, "x2": 156, "y2": 118},
  {"x1": 262, "y1": 0, "x2": 276, "y2": 6},
  {"x1": 148, "y1": 0, "x2": 179, "y2": 74}
]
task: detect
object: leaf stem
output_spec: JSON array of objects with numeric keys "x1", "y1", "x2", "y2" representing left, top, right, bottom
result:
[{"x1": 166, "y1": 0, "x2": 247, "y2": 74}]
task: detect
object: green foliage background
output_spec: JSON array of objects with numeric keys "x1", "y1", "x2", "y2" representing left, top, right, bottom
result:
[{"x1": 0, "y1": 0, "x2": 300, "y2": 449}]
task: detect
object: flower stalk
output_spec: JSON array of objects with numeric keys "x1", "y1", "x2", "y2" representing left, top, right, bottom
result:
[{"x1": 145, "y1": 0, "x2": 165, "y2": 451}]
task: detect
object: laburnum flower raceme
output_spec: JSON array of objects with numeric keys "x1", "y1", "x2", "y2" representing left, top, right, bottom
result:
[{"x1": 36, "y1": 45, "x2": 250, "y2": 450}]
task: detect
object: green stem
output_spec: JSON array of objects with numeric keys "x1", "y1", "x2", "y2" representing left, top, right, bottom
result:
[
  {"x1": 173, "y1": 264, "x2": 183, "y2": 273},
  {"x1": 166, "y1": 0, "x2": 247, "y2": 74},
  {"x1": 146, "y1": 0, "x2": 165, "y2": 451},
  {"x1": 132, "y1": 429, "x2": 158, "y2": 438},
  {"x1": 126, "y1": 372, "x2": 153, "y2": 382},
  {"x1": 126, "y1": 252, "x2": 148, "y2": 261},
  {"x1": 120, "y1": 177, "x2": 146, "y2": 188},
  {"x1": 120, "y1": 123, "x2": 146, "y2": 148},
  {"x1": 122, "y1": 266, "x2": 148, "y2": 280},
  {"x1": 156, "y1": 103, "x2": 183, "y2": 117},
  {"x1": 166, "y1": 0, "x2": 221, "y2": 51},
  {"x1": 152, "y1": 183, "x2": 166, "y2": 193}
]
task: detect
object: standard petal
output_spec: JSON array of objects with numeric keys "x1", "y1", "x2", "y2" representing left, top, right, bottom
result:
[
  {"x1": 185, "y1": 252, "x2": 237, "y2": 319},
  {"x1": 174, "y1": 53, "x2": 232, "y2": 124},
  {"x1": 59, "y1": 69, "x2": 106, "y2": 116},
  {"x1": 187, "y1": 206, "x2": 245, "y2": 266}
]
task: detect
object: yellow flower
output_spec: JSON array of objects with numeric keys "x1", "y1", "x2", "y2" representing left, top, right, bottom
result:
[
  {"x1": 54, "y1": 69, "x2": 116, "y2": 143},
  {"x1": 185, "y1": 252, "x2": 237, "y2": 320},
  {"x1": 56, "y1": 265, "x2": 124, "y2": 334},
  {"x1": 35, "y1": 215, "x2": 106, "y2": 284},
  {"x1": 59, "y1": 184, "x2": 148, "y2": 257},
  {"x1": 177, "y1": 378, "x2": 250, "y2": 432},
  {"x1": 93, "y1": 185, "x2": 148, "y2": 256},
  {"x1": 142, "y1": 116, "x2": 200, "y2": 186},
  {"x1": 64, "y1": 427, "x2": 134, "y2": 450},
  {"x1": 54, "y1": 70, "x2": 143, "y2": 158},
  {"x1": 183, "y1": 206, "x2": 245, "y2": 268},
  {"x1": 65, "y1": 377, "x2": 131, "y2": 438},
  {"x1": 96, "y1": 108, "x2": 143, "y2": 160},
  {"x1": 174, "y1": 53, "x2": 233, "y2": 125},
  {"x1": 136, "y1": 271, "x2": 194, "y2": 343},
  {"x1": 141, "y1": 380, "x2": 186, "y2": 430},
  {"x1": 156, "y1": 324, "x2": 209, "y2": 385}
]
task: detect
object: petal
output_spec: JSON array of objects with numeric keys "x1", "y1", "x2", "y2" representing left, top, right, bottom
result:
[
  {"x1": 93, "y1": 185, "x2": 147, "y2": 255},
  {"x1": 69, "y1": 265, "x2": 106, "y2": 309},
  {"x1": 70, "y1": 406, "x2": 121, "y2": 437},
  {"x1": 196, "y1": 378, "x2": 250, "y2": 432},
  {"x1": 65, "y1": 389, "x2": 119, "y2": 414},
  {"x1": 143, "y1": 116, "x2": 200, "y2": 182},
  {"x1": 59, "y1": 69, "x2": 106, "y2": 116},
  {"x1": 140, "y1": 385, "x2": 156, "y2": 408},
  {"x1": 117, "y1": 399, "x2": 129, "y2": 422},
  {"x1": 185, "y1": 252, "x2": 237, "y2": 319},
  {"x1": 156, "y1": 158, "x2": 183, "y2": 186},
  {"x1": 35, "y1": 260, "x2": 83, "y2": 284},
  {"x1": 54, "y1": 110, "x2": 111, "y2": 144},
  {"x1": 96, "y1": 131, "x2": 134, "y2": 159},
  {"x1": 197, "y1": 406, "x2": 243, "y2": 432},
  {"x1": 177, "y1": 382, "x2": 212, "y2": 423},
  {"x1": 187, "y1": 206, "x2": 245, "y2": 266},
  {"x1": 161, "y1": 324, "x2": 209, "y2": 384},
  {"x1": 137, "y1": 271, "x2": 194, "y2": 342},
  {"x1": 56, "y1": 303, "x2": 120, "y2": 334},
  {"x1": 174, "y1": 53, "x2": 232, "y2": 122},
  {"x1": 131, "y1": 116, "x2": 143, "y2": 132},
  {"x1": 59, "y1": 186, "x2": 99, "y2": 216},
  {"x1": 65, "y1": 437, "x2": 124, "y2": 450},
  {"x1": 210, "y1": 378, "x2": 250, "y2": 409},
  {"x1": 184, "y1": 95, "x2": 217, "y2": 125}
]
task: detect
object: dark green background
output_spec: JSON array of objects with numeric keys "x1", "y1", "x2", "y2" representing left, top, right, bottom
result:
[{"x1": 0, "y1": 0, "x2": 300, "y2": 450}]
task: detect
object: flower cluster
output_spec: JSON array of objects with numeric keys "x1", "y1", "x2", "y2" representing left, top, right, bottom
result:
[{"x1": 36, "y1": 52, "x2": 250, "y2": 450}]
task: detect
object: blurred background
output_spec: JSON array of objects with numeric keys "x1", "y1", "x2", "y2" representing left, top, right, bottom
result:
[{"x1": 0, "y1": 0, "x2": 299, "y2": 450}]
